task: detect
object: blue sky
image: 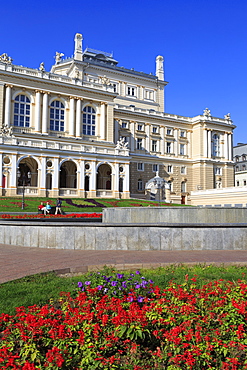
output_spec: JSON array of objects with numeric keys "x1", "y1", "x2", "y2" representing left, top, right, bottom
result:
[{"x1": 1, "y1": 0, "x2": 246, "y2": 145}]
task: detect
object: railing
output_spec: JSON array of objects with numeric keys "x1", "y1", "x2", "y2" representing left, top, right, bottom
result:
[
  {"x1": 59, "y1": 188, "x2": 78, "y2": 196},
  {"x1": 96, "y1": 190, "x2": 113, "y2": 197},
  {"x1": 17, "y1": 187, "x2": 38, "y2": 195}
]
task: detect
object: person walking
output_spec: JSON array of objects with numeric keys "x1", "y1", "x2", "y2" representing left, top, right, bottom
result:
[{"x1": 55, "y1": 198, "x2": 62, "y2": 215}]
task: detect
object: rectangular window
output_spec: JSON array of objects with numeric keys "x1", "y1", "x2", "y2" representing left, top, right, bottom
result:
[
  {"x1": 138, "y1": 179, "x2": 143, "y2": 191},
  {"x1": 167, "y1": 128, "x2": 173, "y2": 135},
  {"x1": 181, "y1": 166, "x2": 186, "y2": 174},
  {"x1": 167, "y1": 165, "x2": 172, "y2": 173},
  {"x1": 122, "y1": 122, "x2": 128, "y2": 129},
  {"x1": 137, "y1": 162, "x2": 144, "y2": 171},
  {"x1": 137, "y1": 138, "x2": 143, "y2": 150},
  {"x1": 180, "y1": 144, "x2": 185, "y2": 155},
  {"x1": 180, "y1": 130, "x2": 186, "y2": 137},
  {"x1": 153, "y1": 164, "x2": 159, "y2": 172},
  {"x1": 181, "y1": 181, "x2": 186, "y2": 192},
  {"x1": 152, "y1": 126, "x2": 158, "y2": 133},
  {"x1": 237, "y1": 181, "x2": 240, "y2": 186},
  {"x1": 145, "y1": 90, "x2": 154, "y2": 100},
  {"x1": 214, "y1": 167, "x2": 221, "y2": 175},
  {"x1": 152, "y1": 140, "x2": 157, "y2": 152},
  {"x1": 244, "y1": 180, "x2": 247, "y2": 186},
  {"x1": 137, "y1": 124, "x2": 143, "y2": 131},
  {"x1": 166, "y1": 142, "x2": 171, "y2": 153},
  {"x1": 127, "y1": 86, "x2": 136, "y2": 96},
  {"x1": 112, "y1": 83, "x2": 118, "y2": 93}
]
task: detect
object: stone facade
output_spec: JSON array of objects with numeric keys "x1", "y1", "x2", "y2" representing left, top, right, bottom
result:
[{"x1": 0, "y1": 36, "x2": 235, "y2": 203}]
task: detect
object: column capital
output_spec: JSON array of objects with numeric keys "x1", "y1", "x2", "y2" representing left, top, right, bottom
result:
[{"x1": 5, "y1": 84, "x2": 13, "y2": 88}]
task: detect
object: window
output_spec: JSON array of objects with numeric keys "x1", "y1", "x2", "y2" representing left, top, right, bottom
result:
[
  {"x1": 167, "y1": 181, "x2": 172, "y2": 191},
  {"x1": 180, "y1": 130, "x2": 186, "y2": 137},
  {"x1": 181, "y1": 181, "x2": 186, "y2": 193},
  {"x1": 214, "y1": 167, "x2": 221, "y2": 175},
  {"x1": 14, "y1": 94, "x2": 30, "y2": 127},
  {"x1": 236, "y1": 181, "x2": 240, "y2": 186},
  {"x1": 167, "y1": 128, "x2": 172, "y2": 135},
  {"x1": 152, "y1": 126, "x2": 158, "y2": 133},
  {"x1": 243, "y1": 164, "x2": 246, "y2": 170},
  {"x1": 137, "y1": 138, "x2": 143, "y2": 150},
  {"x1": 243, "y1": 155, "x2": 246, "y2": 161},
  {"x1": 152, "y1": 140, "x2": 157, "y2": 152},
  {"x1": 112, "y1": 83, "x2": 118, "y2": 93},
  {"x1": 122, "y1": 121, "x2": 128, "y2": 129},
  {"x1": 153, "y1": 164, "x2": 159, "y2": 172},
  {"x1": 167, "y1": 165, "x2": 172, "y2": 173},
  {"x1": 235, "y1": 157, "x2": 239, "y2": 162},
  {"x1": 180, "y1": 144, "x2": 185, "y2": 155},
  {"x1": 127, "y1": 86, "x2": 136, "y2": 96},
  {"x1": 244, "y1": 180, "x2": 247, "y2": 186},
  {"x1": 137, "y1": 162, "x2": 144, "y2": 171},
  {"x1": 236, "y1": 166, "x2": 239, "y2": 172},
  {"x1": 166, "y1": 142, "x2": 171, "y2": 153},
  {"x1": 145, "y1": 90, "x2": 154, "y2": 100},
  {"x1": 181, "y1": 166, "x2": 186, "y2": 174},
  {"x1": 212, "y1": 134, "x2": 220, "y2": 156},
  {"x1": 50, "y1": 100, "x2": 65, "y2": 131},
  {"x1": 137, "y1": 124, "x2": 143, "y2": 131},
  {"x1": 83, "y1": 106, "x2": 96, "y2": 136},
  {"x1": 138, "y1": 179, "x2": 143, "y2": 191}
]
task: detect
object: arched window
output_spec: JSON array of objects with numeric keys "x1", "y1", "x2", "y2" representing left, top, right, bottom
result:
[
  {"x1": 212, "y1": 134, "x2": 220, "y2": 157},
  {"x1": 14, "y1": 94, "x2": 30, "y2": 127},
  {"x1": 83, "y1": 106, "x2": 95, "y2": 136},
  {"x1": 50, "y1": 101, "x2": 65, "y2": 131}
]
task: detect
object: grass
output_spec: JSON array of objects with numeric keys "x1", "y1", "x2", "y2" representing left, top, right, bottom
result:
[
  {"x1": 0, "y1": 197, "x2": 186, "y2": 213},
  {"x1": 1, "y1": 264, "x2": 247, "y2": 316}
]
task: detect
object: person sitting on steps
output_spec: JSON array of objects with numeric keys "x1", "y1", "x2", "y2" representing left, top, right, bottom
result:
[{"x1": 44, "y1": 201, "x2": 51, "y2": 215}]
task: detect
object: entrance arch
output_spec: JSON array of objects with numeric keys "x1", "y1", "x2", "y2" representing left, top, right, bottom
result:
[
  {"x1": 59, "y1": 161, "x2": 77, "y2": 189},
  {"x1": 97, "y1": 163, "x2": 112, "y2": 190},
  {"x1": 18, "y1": 157, "x2": 38, "y2": 187}
]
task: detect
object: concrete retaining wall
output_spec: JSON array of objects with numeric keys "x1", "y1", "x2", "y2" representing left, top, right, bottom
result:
[
  {"x1": 103, "y1": 207, "x2": 247, "y2": 224},
  {"x1": 1, "y1": 221, "x2": 247, "y2": 251}
]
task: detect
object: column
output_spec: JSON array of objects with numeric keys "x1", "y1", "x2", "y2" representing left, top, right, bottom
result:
[
  {"x1": 228, "y1": 133, "x2": 232, "y2": 161},
  {"x1": 52, "y1": 157, "x2": 59, "y2": 197},
  {"x1": 76, "y1": 99, "x2": 81, "y2": 137},
  {"x1": 207, "y1": 130, "x2": 212, "y2": 158},
  {"x1": 10, "y1": 155, "x2": 17, "y2": 191},
  {"x1": 204, "y1": 129, "x2": 208, "y2": 157},
  {"x1": 4, "y1": 85, "x2": 12, "y2": 127},
  {"x1": 35, "y1": 90, "x2": 42, "y2": 132},
  {"x1": 130, "y1": 121, "x2": 135, "y2": 151},
  {"x1": 174, "y1": 128, "x2": 178, "y2": 156},
  {"x1": 69, "y1": 97, "x2": 75, "y2": 136},
  {"x1": 89, "y1": 160, "x2": 96, "y2": 197},
  {"x1": 123, "y1": 163, "x2": 130, "y2": 198},
  {"x1": 78, "y1": 160, "x2": 85, "y2": 197},
  {"x1": 40, "y1": 157, "x2": 46, "y2": 196},
  {"x1": 42, "y1": 92, "x2": 49, "y2": 134},
  {"x1": 114, "y1": 163, "x2": 119, "y2": 193},
  {"x1": 145, "y1": 123, "x2": 150, "y2": 152},
  {"x1": 160, "y1": 126, "x2": 165, "y2": 155},
  {"x1": 100, "y1": 102, "x2": 106, "y2": 140},
  {"x1": 224, "y1": 133, "x2": 228, "y2": 160}
]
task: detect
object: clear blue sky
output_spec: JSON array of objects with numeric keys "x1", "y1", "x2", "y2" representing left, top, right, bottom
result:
[{"x1": 1, "y1": 0, "x2": 246, "y2": 145}]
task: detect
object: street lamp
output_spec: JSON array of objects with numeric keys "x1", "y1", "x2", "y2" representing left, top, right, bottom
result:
[
  {"x1": 17, "y1": 168, "x2": 31, "y2": 210},
  {"x1": 153, "y1": 172, "x2": 163, "y2": 206}
]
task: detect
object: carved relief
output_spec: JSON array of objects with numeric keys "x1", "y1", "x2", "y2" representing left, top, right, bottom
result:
[{"x1": 0, "y1": 124, "x2": 13, "y2": 137}]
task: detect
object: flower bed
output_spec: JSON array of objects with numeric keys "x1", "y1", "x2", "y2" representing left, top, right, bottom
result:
[
  {"x1": 0, "y1": 213, "x2": 102, "y2": 219},
  {"x1": 1, "y1": 271, "x2": 247, "y2": 369}
]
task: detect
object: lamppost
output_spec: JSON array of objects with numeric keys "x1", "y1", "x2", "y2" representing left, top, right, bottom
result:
[
  {"x1": 153, "y1": 172, "x2": 163, "y2": 206},
  {"x1": 17, "y1": 168, "x2": 31, "y2": 210}
]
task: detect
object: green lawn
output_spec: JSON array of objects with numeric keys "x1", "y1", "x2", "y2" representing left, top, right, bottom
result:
[
  {"x1": 1, "y1": 264, "x2": 246, "y2": 315},
  {"x1": 0, "y1": 197, "x2": 185, "y2": 213}
]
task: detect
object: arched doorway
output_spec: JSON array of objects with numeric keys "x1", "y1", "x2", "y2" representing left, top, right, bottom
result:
[
  {"x1": 97, "y1": 163, "x2": 112, "y2": 194},
  {"x1": 17, "y1": 157, "x2": 38, "y2": 190},
  {"x1": 59, "y1": 161, "x2": 77, "y2": 194}
]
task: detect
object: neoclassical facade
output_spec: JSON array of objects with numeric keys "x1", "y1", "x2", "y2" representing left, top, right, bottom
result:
[{"x1": 0, "y1": 34, "x2": 235, "y2": 202}]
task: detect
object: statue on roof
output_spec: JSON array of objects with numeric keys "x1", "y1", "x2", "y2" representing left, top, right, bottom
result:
[
  {"x1": 0, "y1": 53, "x2": 13, "y2": 64},
  {"x1": 55, "y1": 52, "x2": 64, "y2": 64},
  {"x1": 39, "y1": 62, "x2": 45, "y2": 71},
  {"x1": 224, "y1": 113, "x2": 231, "y2": 121},
  {"x1": 203, "y1": 108, "x2": 211, "y2": 117}
]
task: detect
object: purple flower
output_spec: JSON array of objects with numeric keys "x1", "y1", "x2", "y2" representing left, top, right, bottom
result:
[
  {"x1": 135, "y1": 284, "x2": 141, "y2": 289},
  {"x1": 122, "y1": 282, "x2": 127, "y2": 288},
  {"x1": 136, "y1": 271, "x2": 140, "y2": 275},
  {"x1": 149, "y1": 279, "x2": 154, "y2": 284},
  {"x1": 97, "y1": 285, "x2": 103, "y2": 290},
  {"x1": 77, "y1": 282, "x2": 83, "y2": 288},
  {"x1": 137, "y1": 296, "x2": 144, "y2": 303},
  {"x1": 127, "y1": 295, "x2": 134, "y2": 302},
  {"x1": 84, "y1": 281, "x2": 91, "y2": 285},
  {"x1": 104, "y1": 288, "x2": 108, "y2": 293},
  {"x1": 111, "y1": 281, "x2": 117, "y2": 286},
  {"x1": 117, "y1": 273, "x2": 124, "y2": 279}
]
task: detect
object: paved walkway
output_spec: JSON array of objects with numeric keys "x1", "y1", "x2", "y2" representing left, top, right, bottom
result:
[{"x1": 1, "y1": 243, "x2": 247, "y2": 283}]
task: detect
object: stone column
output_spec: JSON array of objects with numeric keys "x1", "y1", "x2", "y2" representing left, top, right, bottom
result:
[
  {"x1": 228, "y1": 133, "x2": 232, "y2": 161},
  {"x1": 207, "y1": 130, "x2": 212, "y2": 158},
  {"x1": 204, "y1": 129, "x2": 208, "y2": 157},
  {"x1": 129, "y1": 121, "x2": 135, "y2": 151},
  {"x1": 69, "y1": 97, "x2": 75, "y2": 136},
  {"x1": 145, "y1": 123, "x2": 150, "y2": 152},
  {"x1": 9, "y1": 155, "x2": 17, "y2": 196},
  {"x1": 42, "y1": 92, "x2": 49, "y2": 134},
  {"x1": 78, "y1": 160, "x2": 85, "y2": 197},
  {"x1": 51, "y1": 157, "x2": 59, "y2": 198},
  {"x1": 174, "y1": 128, "x2": 178, "y2": 156},
  {"x1": 89, "y1": 160, "x2": 96, "y2": 197},
  {"x1": 122, "y1": 163, "x2": 130, "y2": 198},
  {"x1": 4, "y1": 85, "x2": 12, "y2": 127},
  {"x1": 0, "y1": 153, "x2": 2, "y2": 189},
  {"x1": 160, "y1": 126, "x2": 165, "y2": 155},
  {"x1": 224, "y1": 132, "x2": 228, "y2": 160},
  {"x1": 100, "y1": 102, "x2": 106, "y2": 140},
  {"x1": 76, "y1": 99, "x2": 82, "y2": 138},
  {"x1": 113, "y1": 163, "x2": 119, "y2": 197},
  {"x1": 39, "y1": 157, "x2": 47, "y2": 197},
  {"x1": 35, "y1": 90, "x2": 42, "y2": 132}
]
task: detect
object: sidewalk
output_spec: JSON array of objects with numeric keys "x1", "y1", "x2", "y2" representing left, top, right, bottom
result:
[{"x1": 1, "y1": 243, "x2": 247, "y2": 283}]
